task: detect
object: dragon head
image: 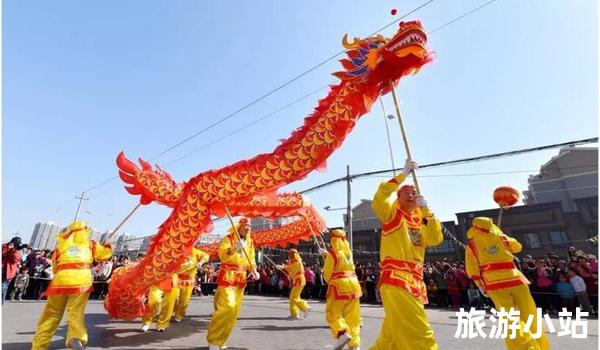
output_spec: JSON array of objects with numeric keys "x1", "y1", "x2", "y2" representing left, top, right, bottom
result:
[{"x1": 334, "y1": 20, "x2": 432, "y2": 92}]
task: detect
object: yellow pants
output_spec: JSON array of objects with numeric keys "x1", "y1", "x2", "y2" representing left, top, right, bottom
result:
[
  {"x1": 206, "y1": 286, "x2": 245, "y2": 347},
  {"x1": 175, "y1": 284, "x2": 194, "y2": 321},
  {"x1": 157, "y1": 287, "x2": 179, "y2": 329},
  {"x1": 289, "y1": 285, "x2": 309, "y2": 317},
  {"x1": 370, "y1": 285, "x2": 438, "y2": 350},
  {"x1": 31, "y1": 292, "x2": 90, "y2": 350},
  {"x1": 142, "y1": 286, "x2": 164, "y2": 326},
  {"x1": 326, "y1": 297, "x2": 361, "y2": 348},
  {"x1": 488, "y1": 284, "x2": 550, "y2": 350}
]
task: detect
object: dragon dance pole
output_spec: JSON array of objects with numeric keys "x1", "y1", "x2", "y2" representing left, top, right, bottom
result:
[
  {"x1": 497, "y1": 207, "x2": 505, "y2": 228},
  {"x1": 261, "y1": 251, "x2": 290, "y2": 279},
  {"x1": 389, "y1": 79, "x2": 421, "y2": 194},
  {"x1": 102, "y1": 203, "x2": 142, "y2": 245},
  {"x1": 301, "y1": 215, "x2": 324, "y2": 251},
  {"x1": 223, "y1": 205, "x2": 258, "y2": 276}
]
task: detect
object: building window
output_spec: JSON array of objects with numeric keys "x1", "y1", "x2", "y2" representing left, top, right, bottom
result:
[
  {"x1": 523, "y1": 233, "x2": 541, "y2": 249},
  {"x1": 427, "y1": 238, "x2": 455, "y2": 254},
  {"x1": 548, "y1": 231, "x2": 569, "y2": 246}
]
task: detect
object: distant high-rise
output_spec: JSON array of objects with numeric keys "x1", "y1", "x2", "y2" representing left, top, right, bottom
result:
[
  {"x1": 30, "y1": 222, "x2": 62, "y2": 250},
  {"x1": 524, "y1": 146, "x2": 598, "y2": 212}
]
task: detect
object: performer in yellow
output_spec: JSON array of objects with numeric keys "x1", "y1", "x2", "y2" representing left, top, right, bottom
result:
[
  {"x1": 369, "y1": 159, "x2": 443, "y2": 350},
  {"x1": 465, "y1": 217, "x2": 549, "y2": 350},
  {"x1": 156, "y1": 273, "x2": 179, "y2": 331},
  {"x1": 141, "y1": 285, "x2": 163, "y2": 332},
  {"x1": 276, "y1": 248, "x2": 311, "y2": 319},
  {"x1": 140, "y1": 273, "x2": 178, "y2": 332},
  {"x1": 174, "y1": 245, "x2": 210, "y2": 322},
  {"x1": 206, "y1": 217, "x2": 259, "y2": 350},
  {"x1": 320, "y1": 229, "x2": 362, "y2": 350},
  {"x1": 31, "y1": 221, "x2": 113, "y2": 350}
]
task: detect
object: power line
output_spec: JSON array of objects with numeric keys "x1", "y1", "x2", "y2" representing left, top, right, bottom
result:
[
  {"x1": 364, "y1": 165, "x2": 599, "y2": 179},
  {"x1": 299, "y1": 137, "x2": 599, "y2": 194},
  {"x1": 86, "y1": 138, "x2": 599, "y2": 230},
  {"x1": 46, "y1": 0, "x2": 517, "y2": 214},
  {"x1": 428, "y1": 0, "x2": 497, "y2": 34},
  {"x1": 66, "y1": 1, "x2": 438, "y2": 198},
  {"x1": 164, "y1": 83, "x2": 332, "y2": 167},
  {"x1": 149, "y1": 0, "x2": 436, "y2": 161}
]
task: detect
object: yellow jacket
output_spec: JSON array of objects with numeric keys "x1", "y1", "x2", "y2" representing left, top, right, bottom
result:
[
  {"x1": 465, "y1": 217, "x2": 529, "y2": 292},
  {"x1": 217, "y1": 233, "x2": 256, "y2": 288},
  {"x1": 178, "y1": 247, "x2": 210, "y2": 286},
  {"x1": 284, "y1": 251, "x2": 306, "y2": 288},
  {"x1": 372, "y1": 173, "x2": 442, "y2": 304},
  {"x1": 323, "y1": 229, "x2": 362, "y2": 300},
  {"x1": 47, "y1": 228, "x2": 112, "y2": 295}
]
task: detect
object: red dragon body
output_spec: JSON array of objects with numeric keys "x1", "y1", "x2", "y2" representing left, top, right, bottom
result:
[{"x1": 105, "y1": 21, "x2": 433, "y2": 320}]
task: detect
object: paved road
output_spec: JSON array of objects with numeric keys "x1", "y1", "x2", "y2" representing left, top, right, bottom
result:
[{"x1": 3, "y1": 295, "x2": 598, "y2": 349}]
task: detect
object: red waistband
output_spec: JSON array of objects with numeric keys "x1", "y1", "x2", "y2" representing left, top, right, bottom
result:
[
  {"x1": 481, "y1": 262, "x2": 516, "y2": 272},
  {"x1": 221, "y1": 263, "x2": 247, "y2": 272},
  {"x1": 57, "y1": 263, "x2": 91, "y2": 270},
  {"x1": 331, "y1": 271, "x2": 357, "y2": 280},
  {"x1": 381, "y1": 258, "x2": 423, "y2": 279}
]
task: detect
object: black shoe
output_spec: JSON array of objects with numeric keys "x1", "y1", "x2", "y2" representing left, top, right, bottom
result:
[{"x1": 69, "y1": 339, "x2": 85, "y2": 350}]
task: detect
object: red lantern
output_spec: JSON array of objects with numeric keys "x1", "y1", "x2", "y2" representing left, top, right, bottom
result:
[{"x1": 493, "y1": 186, "x2": 520, "y2": 208}]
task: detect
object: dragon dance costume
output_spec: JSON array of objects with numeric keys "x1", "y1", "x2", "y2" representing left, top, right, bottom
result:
[
  {"x1": 279, "y1": 249, "x2": 310, "y2": 319},
  {"x1": 323, "y1": 229, "x2": 362, "y2": 350},
  {"x1": 174, "y1": 247, "x2": 209, "y2": 322},
  {"x1": 206, "y1": 220, "x2": 257, "y2": 349},
  {"x1": 141, "y1": 274, "x2": 179, "y2": 331},
  {"x1": 32, "y1": 221, "x2": 113, "y2": 350},
  {"x1": 369, "y1": 172, "x2": 443, "y2": 350},
  {"x1": 465, "y1": 217, "x2": 549, "y2": 350}
]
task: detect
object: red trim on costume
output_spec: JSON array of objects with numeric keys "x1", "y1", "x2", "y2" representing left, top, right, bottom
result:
[
  {"x1": 178, "y1": 278, "x2": 195, "y2": 287},
  {"x1": 481, "y1": 261, "x2": 516, "y2": 272},
  {"x1": 377, "y1": 258, "x2": 427, "y2": 304},
  {"x1": 467, "y1": 241, "x2": 479, "y2": 261},
  {"x1": 382, "y1": 208, "x2": 420, "y2": 234},
  {"x1": 217, "y1": 263, "x2": 248, "y2": 288},
  {"x1": 469, "y1": 274, "x2": 482, "y2": 281},
  {"x1": 57, "y1": 263, "x2": 92, "y2": 270},
  {"x1": 472, "y1": 225, "x2": 490, "y2": 233},
  {"x1": 485, "y1": 277, "x2": 529, "y2": 291},
  {"x1": 328, "y1": 248, "x2": 339, "y2": 270},
  {"x1": 331, "y1": 271, "x2": 357, "y2": 279},
  {"x1": 46, "y1": 285, "x2": 93, "y2": 295}
]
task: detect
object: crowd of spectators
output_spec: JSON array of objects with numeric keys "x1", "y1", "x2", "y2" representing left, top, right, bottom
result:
[{"x1": 3, "y1": 235, "x2": 598, "y2": 319}]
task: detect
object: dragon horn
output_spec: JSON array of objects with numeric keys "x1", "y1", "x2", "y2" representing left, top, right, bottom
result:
[
  {"x1": 342, "y1": 34, "x2": 362, "y2": 49},
  {"x1": 138, "y1": 158, "x2": 152, "y2": 171},
  {"x1": 118, "y1": 170, "x2": 137, "y2": 185},
  {"x1": 116, "y1": 152, "x2": 139, "y2": 175}
]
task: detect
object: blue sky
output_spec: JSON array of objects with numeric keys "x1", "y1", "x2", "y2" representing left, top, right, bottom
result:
[{"x1": 3, "y1": 0, "x2": 598, "y2": 243}]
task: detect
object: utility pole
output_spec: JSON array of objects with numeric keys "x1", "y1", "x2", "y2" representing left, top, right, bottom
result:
[
  {"x1": 346, "y1": 165, "x2": 353, "y2": 251},
  {"x1": 74, "y1": 192, "x2": 89, "y2": 222}
]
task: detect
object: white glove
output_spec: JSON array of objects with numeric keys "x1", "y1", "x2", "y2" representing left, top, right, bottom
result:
[
  {"x1": 402, "y1": 159, "x2": 418, "y2": 176},
  {"x1": 416, "y1": 195, "x2": 428, "y2": 209},
  {"x1": 318, "y1": 248, "x2": 328, "y2": 256},
  {"x1": 235, "y1": 241, "x2": 245, "y2": 252},
  {"x1": 275, "y1": 264, "x2": 283, "y2": 271},
  {"x1": 251, "y1": 271, "x2": 260, "y2": 280}
]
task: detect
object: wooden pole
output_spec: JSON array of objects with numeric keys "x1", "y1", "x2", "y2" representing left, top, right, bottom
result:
[
  {"x1": 301, "y1": 215, "x2": 324, "y2": 251},
  {"x1": 497, "y1": 207, "x2": 505, "y2": 228},
  {"x1": 102, "y1": 203, "x2": 142, "y2": 245},
  {"x1": 261, "y1": 251, "x2": 290, "y2": 279},
  {"x1": 223, "y1": 206, "x2": 258, "y2": 275},
  {"x1": 389, "y1": 79, "x2": 420, "y2": 194}
]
